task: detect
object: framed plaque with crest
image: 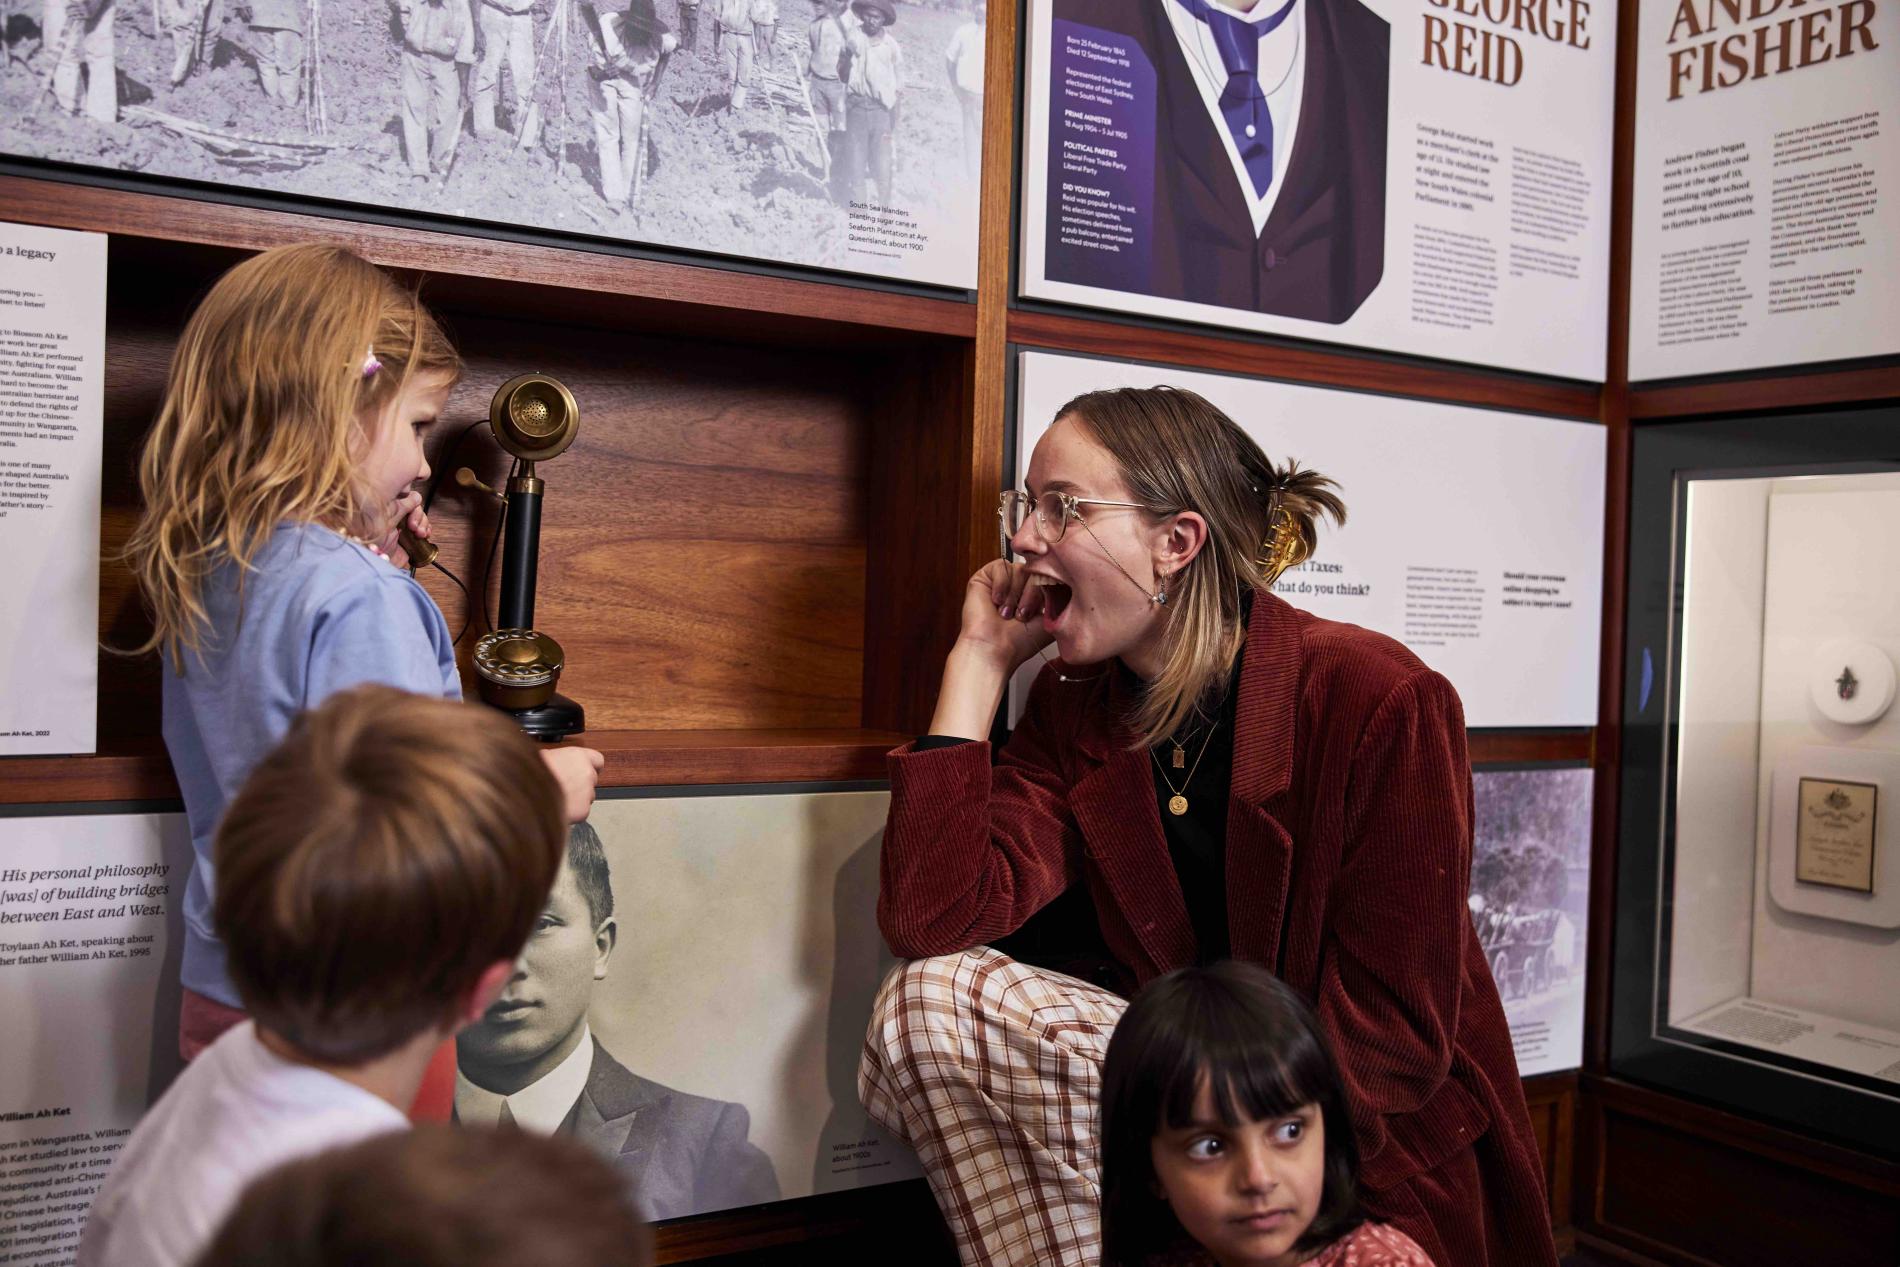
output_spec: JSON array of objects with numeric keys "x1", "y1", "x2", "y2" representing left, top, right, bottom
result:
[{"x1": 1795, "y1": 778, "x2": 1878, "y2": 894}]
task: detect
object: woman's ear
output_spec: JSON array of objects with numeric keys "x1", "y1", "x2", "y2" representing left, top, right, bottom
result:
[{"x1": 1158, "y1": 510, "x2": 1209, "y2": 575}]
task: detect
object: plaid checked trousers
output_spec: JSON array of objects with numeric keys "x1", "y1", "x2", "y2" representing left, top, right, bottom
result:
[{"x1": 858, "y1": 948, "x2": 1128, "y2": 1266}]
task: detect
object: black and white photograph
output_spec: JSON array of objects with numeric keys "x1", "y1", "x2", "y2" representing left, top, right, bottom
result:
[
  {"x1": 454, "y1": 787, "x2": 922, "y2": 1221},
  {"x1": 0, "y1": 0, "x2": 983, "y2": 285},
  {"x1": 1468, "y1": 765, "x2": 1593, "y2": 1077}
]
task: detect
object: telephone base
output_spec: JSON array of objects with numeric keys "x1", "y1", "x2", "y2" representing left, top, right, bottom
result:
[{"x1": 494, "y1": 692, "x2": 586, "y2": 743}]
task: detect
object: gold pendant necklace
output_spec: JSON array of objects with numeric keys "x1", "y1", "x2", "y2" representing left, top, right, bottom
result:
[{"x1": 1153, "y1": 719, "x2": 1221, "y2": 816}]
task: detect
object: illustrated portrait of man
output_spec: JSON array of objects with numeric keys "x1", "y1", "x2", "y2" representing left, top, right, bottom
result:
[
  {"x1": 1054, "y1": 0, "x2": 1389, "y2": 324},
  {"x1": 455, "y1": 822, "x2": 782, "y2": 1221}
]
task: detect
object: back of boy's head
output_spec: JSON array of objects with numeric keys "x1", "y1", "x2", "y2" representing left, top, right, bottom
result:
[
  {"x1": 125, "y1": 243, "x2": 462, "y2": 670},
  {"x1": 213, "y1": 685, "x2": 565, "y2": 1065},
  {"x1": 194, "y1": 1124, "x2": 652, "y2": 1267},
  {"x1": 1098, "y1": 961, "x2": 1364, "y2": 1266}
]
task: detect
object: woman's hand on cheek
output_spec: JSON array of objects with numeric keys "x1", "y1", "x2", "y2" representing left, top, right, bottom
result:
[{"x1": 958, "y1": 560, "x2": 1054, "y2": 673}]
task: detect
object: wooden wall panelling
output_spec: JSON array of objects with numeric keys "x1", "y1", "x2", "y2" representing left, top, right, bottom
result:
[
  {"x1": 1628, "y1": 360, "x2": 1900, "y2": 421},
  {"x1": 428, "y1": 309, "x2": 872, "y2": 733},
  {"x1": 966, "y1": 0, "x2": 1018, "y2": 577},
  {"x1": 863, "y1": 340, "x2": 978, "y2": 736},
  {"x1": 652, "y1": 1181, "x2": 954, "y2": 1265},
  {"x1": 1520, "y1": 1073, "x2": 1578, "y2": 1239},
  {"x1": 1578, "y1": 0, "x2": 1638, "y2": 1245},
  {"x1": 860, "y1": 0, "x2": 1012, "y2": 735},
  {"x1": 1467, "y1": 731, "x2": 1594, "y2": 765},
  {"x1": 1006, "y1": 309, "x2": 1602, "y2": 421},
  {"x1": 0, "y1": 176, "x2": 975, "y2": 347},
  {"x1": 1579, "y1": 1077, "x2": 1900, "y2": 1267}
]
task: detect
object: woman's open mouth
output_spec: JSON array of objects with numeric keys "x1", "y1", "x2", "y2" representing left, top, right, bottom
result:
[{"x1": 1032, "y1": 576, "x2": 1074, "y2": 631}]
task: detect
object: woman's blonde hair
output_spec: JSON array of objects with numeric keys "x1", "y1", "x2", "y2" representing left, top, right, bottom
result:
[
  {"x1": 123, "y1": 244, "x2": 461, "y2": 671},
  {"x1": 1056, "y1": 386, "x2": 1345, "y2": 748}
]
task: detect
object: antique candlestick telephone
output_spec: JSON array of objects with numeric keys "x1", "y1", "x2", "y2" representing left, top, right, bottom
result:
[{"x1": 399, "y1": 373, "x2": 585, "y2": 741}]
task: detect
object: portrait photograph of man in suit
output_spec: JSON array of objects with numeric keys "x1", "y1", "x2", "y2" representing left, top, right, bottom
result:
[
  {"x1": 455, "y1": 823, "x2": 782, "y2": 1221},
  {"x1": 1051, "y1": 0, "x2": 1389, "y2": 323}
]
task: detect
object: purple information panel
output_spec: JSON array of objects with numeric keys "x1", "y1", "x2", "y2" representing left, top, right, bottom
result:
[{"x1": 1043, "y1": 19, "x2": 1157, "y2": 293}]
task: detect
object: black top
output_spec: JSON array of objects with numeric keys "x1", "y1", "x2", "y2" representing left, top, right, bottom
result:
[
  {"x1": 1150, "y1": 663, "x2": 1238, "y2": 964},
  {"x1": 916, "y1": 649, "x2": 1244, "y2": 975}
]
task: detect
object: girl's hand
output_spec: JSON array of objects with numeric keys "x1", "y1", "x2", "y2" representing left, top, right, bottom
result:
[
  {"x1": 542, "y1": 745, "x2": 605, "y2": 823},
  {"x1": 403, "y1": 497, "x2": 431, "y2": 543},
  {"x1": 957, "y1": 559, "x2": 1054, "y2": 675},
  {"x1": 372, "y1": 490, "x2": 428, "y2": 559}
]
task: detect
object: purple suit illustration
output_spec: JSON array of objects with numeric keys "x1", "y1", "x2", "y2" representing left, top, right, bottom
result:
[{"x1": 1052, "y1": 0, "x2": 1389, "y2": 323}]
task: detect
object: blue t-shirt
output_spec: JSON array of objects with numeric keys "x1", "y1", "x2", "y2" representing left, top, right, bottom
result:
[{"x1": 163, "y1": 523, "x2": 461, "y2": 1008}]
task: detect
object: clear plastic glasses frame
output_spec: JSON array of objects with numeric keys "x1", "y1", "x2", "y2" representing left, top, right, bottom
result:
[{"x1": 996, "y1": 489, "x2": 1148, "y2": 558}]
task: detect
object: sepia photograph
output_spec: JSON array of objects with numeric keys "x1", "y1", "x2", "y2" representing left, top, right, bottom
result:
[{"x1": 452, "y1": 788, "x2": 921, "y2": 1221}]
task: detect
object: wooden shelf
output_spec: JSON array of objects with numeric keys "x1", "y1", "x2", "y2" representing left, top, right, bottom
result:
[
  {"x1": 653, "y1": 1180, "x2": 952, "y2": 1265},
  {"x1": 0, "y1": 173, "x2": 975, "y2": 348},
  {"x1": 0, "y1": 728, "x2": 906, "y2": 806},
  {"x1": 1628, "y1": 359, "x2": 1900, "y2": 420},
  {"x1": 1009, "y1": 307, "x2": 1604, "y2": 421},
  {"x1": 1469, "y1": 730, "x2": 1594, "y2": 765},
  {"x1": 2, "y1": 727, "x2": 1591, "y2": 805},
  {"x1": 0, "y1": 741, "x2": 178, "y2": 807},
  {"x1": 581, "y1": 728, "x2": 905, "y2": 787}
]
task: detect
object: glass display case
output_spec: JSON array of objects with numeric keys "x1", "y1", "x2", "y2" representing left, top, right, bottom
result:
[{"x1": 1612, "y1": 408, "x2": 1900, "y2": 1158}]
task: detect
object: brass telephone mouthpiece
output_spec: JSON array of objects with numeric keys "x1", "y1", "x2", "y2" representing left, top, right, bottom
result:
[
  {"x1": 490, "y1": 373, "x2": 580, "y2": 463},
  {"x1": 396, "y1": 525, "x2": 438, "y2": 570}
]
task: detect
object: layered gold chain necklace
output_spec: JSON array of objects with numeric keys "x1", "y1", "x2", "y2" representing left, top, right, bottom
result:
[{"x1": 1152, "y1": 718, "x2": 1222, "y2": 816}]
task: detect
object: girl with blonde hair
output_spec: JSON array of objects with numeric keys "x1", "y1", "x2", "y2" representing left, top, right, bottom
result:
[
  {"x1": 125, "y1": 244, "x2": 602, "y2": 1061},
  {"x1": 859, "y1": 387, "x2": 1555, "y2": 1267}
]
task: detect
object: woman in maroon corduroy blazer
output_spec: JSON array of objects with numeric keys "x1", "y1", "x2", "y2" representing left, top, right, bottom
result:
[{"x1": 857, "y1": 386, "x2": 1557, "y2": 1267}]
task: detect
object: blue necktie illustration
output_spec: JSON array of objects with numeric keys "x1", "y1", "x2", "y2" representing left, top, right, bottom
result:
[{"x1": 1173, "y1": 0, "x2": 1300, "y2": 198}]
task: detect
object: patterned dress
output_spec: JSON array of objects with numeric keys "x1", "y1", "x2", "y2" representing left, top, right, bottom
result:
[{"x1": 1151, "y1": 1219, "x2": 1437, "y2": 1266}]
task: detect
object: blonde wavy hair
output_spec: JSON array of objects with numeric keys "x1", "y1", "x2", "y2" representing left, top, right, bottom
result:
[
  {"x1": 123, "y1": 245, "x2": 461, "y2": 672},
  {"x1": 1055, "y1": 387, "x2": 1346, "y2": 748}
]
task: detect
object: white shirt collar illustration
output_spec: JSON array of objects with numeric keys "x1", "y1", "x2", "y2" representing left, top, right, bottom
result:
[{"x1": 1158, "y1": 0, "x2": 1307, "y2": 237}]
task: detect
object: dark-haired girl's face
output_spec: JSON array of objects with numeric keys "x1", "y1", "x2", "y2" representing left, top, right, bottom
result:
[{"x1": 1150, "y1": 1080, "x2": 1326, "y2": 1267}]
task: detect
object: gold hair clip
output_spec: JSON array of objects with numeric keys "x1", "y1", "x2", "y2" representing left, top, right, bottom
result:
[{"x1": 1257, "y1": 502, "x2": 1308, "y2": 584}]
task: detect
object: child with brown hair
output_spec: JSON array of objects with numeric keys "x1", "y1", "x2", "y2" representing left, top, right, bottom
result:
[
  {"x1": 77, "y1": 686, "x2": 571, "y2": 1267},
  {"x1": 195, "y1": 1125, "x2": 654, "y2": 1267},
  {"x1": 122, "y1": 243, "x2": 600, "y2": 1061}
]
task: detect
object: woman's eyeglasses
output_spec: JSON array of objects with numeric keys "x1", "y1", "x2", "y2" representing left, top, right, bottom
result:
[{"x1": 997, "y1": 489, "x2": 1149, "y2": 557}]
